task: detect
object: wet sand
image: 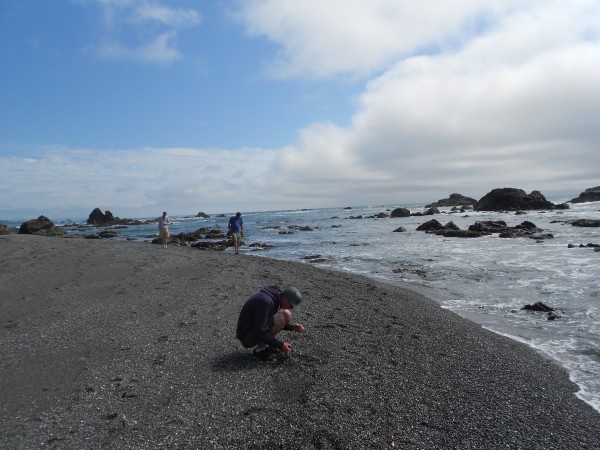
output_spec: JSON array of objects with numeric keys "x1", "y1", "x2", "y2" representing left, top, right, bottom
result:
[{"x1": 1, "y1": 234, "x2": 599, "y2": 449}]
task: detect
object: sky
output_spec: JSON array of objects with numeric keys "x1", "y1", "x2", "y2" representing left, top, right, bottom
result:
[{"x1": 1, "y1": 0, "x2": 599, "y2": 221}]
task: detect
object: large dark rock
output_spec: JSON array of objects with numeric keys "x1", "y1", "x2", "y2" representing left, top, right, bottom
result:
[
  {"x1": 86, "y1": 208, "x2": 149, "y2": 227},
  {"x1": 475, "y1": 188, "x2": 555, "y2": 211},
  {"x1": 19, "y1": 216, "x2": 66, "y2": 237},
  {"x1": 522, "y1": 302, "x2": 560, "y2": 321},
  {"x1": 197, "y1": 212, "x2": 210, "y2": 218},
  {"x1": 468, "y1": 220, "x2": 508, "y2": 233},
  {"x1": 570, "y1": 186, "x2": 600, "y2": 203},
  {"x1": 390, "y1": 208, "x2": 410, "y2": 218},
  {"x1": 426, "y1": 193, "x2": 477, "y2": 208},
  {"x1": 416, "y1": 219, "x2": 444, "y2": 231},
  {"x1": 87, "y1": 208, "x2": 116, "y2": 225},
  {"x1": 419, "y1": 218, "x2": 546, "y2": 239}
]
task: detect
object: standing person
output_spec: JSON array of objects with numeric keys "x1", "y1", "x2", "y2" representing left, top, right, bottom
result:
[
  {"x1": 236, "y1": 285, "x2": 305, "y2": 361},
  {"x1": 228, "y1": 211, "x2": 244, "y2": 255},
  {"x1": 158, "y1": 211, "x2": 170, "y2": 249}
]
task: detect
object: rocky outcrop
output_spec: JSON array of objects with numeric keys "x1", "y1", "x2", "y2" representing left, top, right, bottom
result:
[
  {"x1": 570, "y1": 186, "x2": 600, "y2": 204},
  {"x1": 426, "y1": 193, "x2": 477, "y2": 208},
  {"x1": 475, "y1": 188, "x2": 556, "y2": 211},
  {"x1": 468, "y1": 220, "x2": 509, "y2": 233},
  {"x1": 197, "y1": 212, "x2": 210, "y2": 218},
  {"x1": 19, "y1": 216, "x2": 66, "y2": 237},
  {"x1": 87, "y1": 208, "x2": 115, "y2": 225},
  {"x1": 416, "y1": 219, "x2": 488, "y2": 237},
  {"x1": 86, "y1": 208, "x2": 150, "y2": 227},
  {"x1": 416, "y1": 218, "x2": 551, "y2": 239},
  {"x1": 152, "y1": 227, "x2": 227, "y2": 246}
]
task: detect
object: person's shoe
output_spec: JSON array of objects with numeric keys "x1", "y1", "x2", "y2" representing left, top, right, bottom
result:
[
  {"x1": 252, "y1": 348, "x2": 273, "y2": 362},
  {"x1": 264, "y1": 346, "x2": 281, "y2": 355}
]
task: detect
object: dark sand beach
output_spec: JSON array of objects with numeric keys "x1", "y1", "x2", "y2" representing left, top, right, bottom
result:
[{"x1": 1, "y1": 234, "x2": 600, "y2": 449}]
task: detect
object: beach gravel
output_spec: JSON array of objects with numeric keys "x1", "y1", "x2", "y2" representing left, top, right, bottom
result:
[{"x1": 1, "y1": 235, "x2": 599, "y2": 449}]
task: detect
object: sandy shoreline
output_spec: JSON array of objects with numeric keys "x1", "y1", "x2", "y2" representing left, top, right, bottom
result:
[{"x1": 1, "y1": 234, "x2": 599, "y2": 449}]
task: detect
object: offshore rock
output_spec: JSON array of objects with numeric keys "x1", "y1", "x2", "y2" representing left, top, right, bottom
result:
[
  {"x1": 86, "y1": 208, "x2": 149, "y2": 226},
  {"x1": 412, "y1": 207, "x2": 440, "y2": 216},
  {"x1": 475, "y1": 188, "x2": 555, "y2": 211},
  {"x1": 426, "y1": 193, "x2": 477, "y2": 208},
  {"x1": 469, "y1": 220, "x2": 508, "y2": 233},
  {"x1": 416, "y1": 219, "x2": 444, "y2": 231},
  {"x1": 390, "y1": 208, "x2": 410, "y2": 218},
  {"x1": 571, "y1": 219, "x2": 600, "y2": 228},
  {"x1": 87, "y1": 208, "x2": 115, "y2": 225},
  {"x1": 419, "y1": 219, "x2": 545, "y2": 239},
  {"x1": 522, "y1": 302, "x2": 554, "y2": 312},
  {"x1": 570, "y1": 186, "x2": 600, "y2": 204}
]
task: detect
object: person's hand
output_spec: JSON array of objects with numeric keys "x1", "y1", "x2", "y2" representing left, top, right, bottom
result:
[
  {"x1": 281, "y1": 342, "x2": 292, "y2": 352},
  {"x1": 293, "y1": 323, "x2": 305, "y2": 333}
]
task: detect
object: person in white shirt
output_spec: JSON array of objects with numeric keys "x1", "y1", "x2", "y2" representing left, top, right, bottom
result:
[{"x1": 158, "y1": 211, "x2": 170, "y2": 248}]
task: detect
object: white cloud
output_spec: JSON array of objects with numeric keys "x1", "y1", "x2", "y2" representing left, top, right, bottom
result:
[
  {"x1": 237, "y1": 0, "x2": 600, "y2": 200},
  {"x1": 98, "y1": 31, "x2": 182, "y2": 63},
  {"x1": 0, "y1": 147, "x2": 280, "y2": 219},
  {"x1": 234, "y1": 0, "x2": 517, "y2": 79},
  {"x1": 133, "y1": 3, "x2": 201, "y2": 27},
  {"x1": 80, "y1": 0, "x2": 201, "y2": 64}
]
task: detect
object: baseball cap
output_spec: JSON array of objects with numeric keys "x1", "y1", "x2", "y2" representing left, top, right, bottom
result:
[{"x1": 282, "y1": 287, "x2": 302, "y2": 308}]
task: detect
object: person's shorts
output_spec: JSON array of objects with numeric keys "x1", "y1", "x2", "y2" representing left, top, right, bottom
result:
[
  {"x1": 160, "y1": 228, "x2": 169, "y2": 238},
  {"x1": 238, "y1": 315, "x2": 275, "y2": 348},
  {"x1": 231, "y1": 232, "x2": 241, "y2": 243}
]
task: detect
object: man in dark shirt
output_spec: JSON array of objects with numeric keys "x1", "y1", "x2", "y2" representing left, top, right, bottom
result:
[
  {"x1": 228, "y1": 212, "x2": 244, "y2": 254},
  {"x1": 236, "y1": 285, "x2": 305, "y2": 361}
]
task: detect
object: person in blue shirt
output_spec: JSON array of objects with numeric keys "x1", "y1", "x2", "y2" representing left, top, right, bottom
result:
[
  {"x1": 228, "y1": 212, "x2": 244, "y2": 254},
  {"x1": 236, "y1": 285, "x2": 305, "y2": 361}
]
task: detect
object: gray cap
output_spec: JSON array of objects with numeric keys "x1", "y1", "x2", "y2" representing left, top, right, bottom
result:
[{"x1": 282, "y1": 287, "x2": 302, "y2": 308}]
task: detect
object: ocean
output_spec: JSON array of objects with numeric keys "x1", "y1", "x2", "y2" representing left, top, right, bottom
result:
[{"x1": 7, "y1": 197, "x2": 600, "y2": 413}]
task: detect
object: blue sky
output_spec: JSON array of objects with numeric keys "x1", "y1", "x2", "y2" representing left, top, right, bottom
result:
[{"x1": 1, "y1": 0, "x2": 599, "y2": 220}]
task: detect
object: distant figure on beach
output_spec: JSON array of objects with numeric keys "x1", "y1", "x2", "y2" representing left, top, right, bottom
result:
[
  {"x1": 236, "y1": 285, "x2": 305, "y2": 361},
  {"x1": 228, "y1": 212, "x2": 244, "y2": 255},
  {"x1": 158, "y1": 211, "x2": 170, "y2": 249}
]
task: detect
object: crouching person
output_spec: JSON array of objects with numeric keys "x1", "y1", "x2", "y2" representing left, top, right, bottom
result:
[{"x1": 236, "y1": 285, "x2": 305, "y2": 361}]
